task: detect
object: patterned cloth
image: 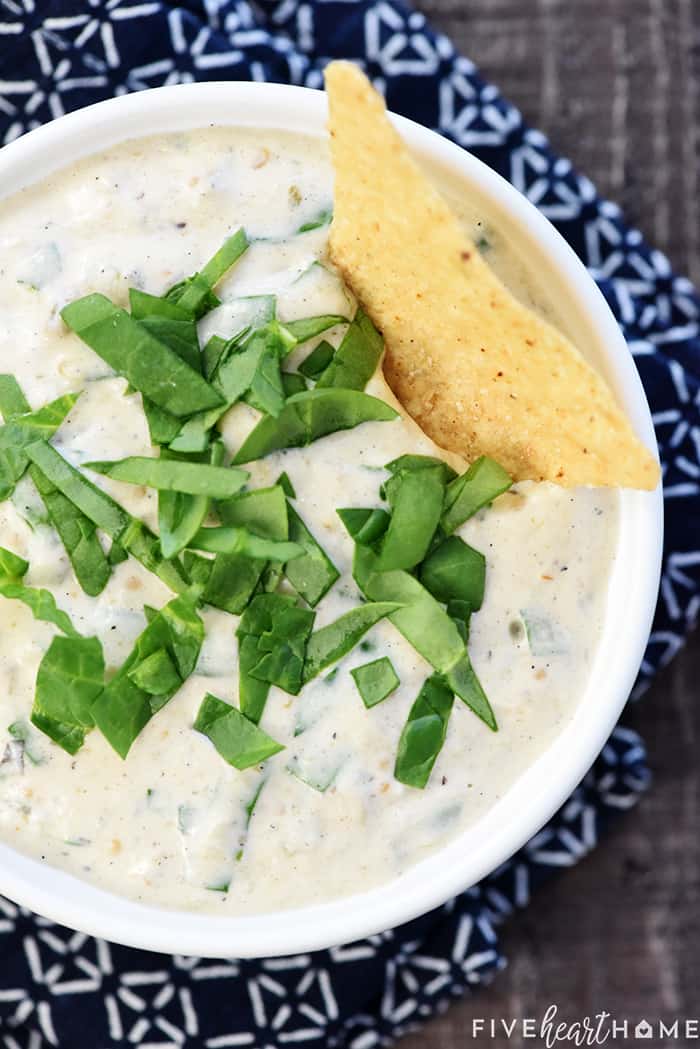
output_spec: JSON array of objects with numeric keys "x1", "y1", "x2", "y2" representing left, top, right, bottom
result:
[{"x1": 1, "y1": 2, "x2": 699, "y2": 1047}]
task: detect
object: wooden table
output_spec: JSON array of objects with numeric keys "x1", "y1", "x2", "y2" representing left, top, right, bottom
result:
[{"x1": 404, "y1": 2, "x2": 700, "y2": 1044}]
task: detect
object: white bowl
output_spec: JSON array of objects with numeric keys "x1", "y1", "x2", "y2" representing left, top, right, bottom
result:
[{"x1": 0, "y1": 82, "x2": 663, "y2": 958}]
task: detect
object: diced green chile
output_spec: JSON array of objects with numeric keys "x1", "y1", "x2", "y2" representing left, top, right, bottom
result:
[
  {"x1": 442, "y1": 456, "x2": 512, "y2": 535},
  {"x1": 302, "y1": 602, "x2": 401, "y2": 683},
  {"x1": 232, "y1": 388, "x2": 397, "y2": 464},
  {"x1": 520, "y1": 609, "x2": 570, "y2": 657},
  {"x1": 193, "y1": 693, "x2": 284, "y2": 770},
  {"x1": 316, "y1": 308, "x2": 383, "y2": 391},
  {"x1": 394, "y1": 675, "x2": 454, "y2": 789},
  {"x1": 61, "y1": 294, "x2": 223, "y2": 416},
  {"x1": 287, "y1": 755, "x2": 342, "y2": 793}
]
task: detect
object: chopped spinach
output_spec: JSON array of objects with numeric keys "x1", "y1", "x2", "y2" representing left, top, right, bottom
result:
[{"x1": 194, "y1": 693, "x2": 283, "y2": 770}]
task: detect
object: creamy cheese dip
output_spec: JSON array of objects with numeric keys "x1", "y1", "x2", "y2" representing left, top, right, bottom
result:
[{"x1": 0, "y1": 129, "x2": 618, "y2": 913}]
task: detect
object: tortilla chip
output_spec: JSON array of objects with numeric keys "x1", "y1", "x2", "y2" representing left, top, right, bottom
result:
[{"x1": 325, "y1": 61, "x2": 659, "y2": 490}]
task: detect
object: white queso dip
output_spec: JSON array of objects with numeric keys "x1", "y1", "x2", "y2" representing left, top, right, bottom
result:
[{"x1": 0, "y1": 129, "x2": 618, "y2": 914}]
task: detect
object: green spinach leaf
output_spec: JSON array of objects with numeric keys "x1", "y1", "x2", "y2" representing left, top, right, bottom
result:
[
  {"x1": 375, "y1": 465, "x2": 444, "y2": 572},
  {"x1": 336, "y1": 507, "x2": 390, "y2": 546},
  {"x1": 298, "y1": 340, "x2": 335, "y2": 380},
  {"x1": 0, "y1": 378, "x2": 111, "y2": 597},
  {"x1": 217, "y1": 484, "x2": 288, "y2": 540},
  {"x1": 442, "y1": 456, "x2": 512, "y2": 535},
  {"x1": 394, "y1": 675, "x2": 454, "y2": 789},
  {"x1": 128, "y1": 289, "x2": 201, "y2": 371},
  {"x1": 165, "y1": 229, "x2": 249, "y2": 318},
  {"x1": 315, "y1": 309, "x2": 383, "y2": 390},
  {"x1": 302, "y1": 601, "x2": 401, "y2": 683},
  {"x1": 156, "y1": 444, "x2": 222, "y2": 561},
  {"x1": 85, "y1": 455, "x2": 248, "y2": 498},
  {"x1": 283, "y1": 315, "x2": 346, "y2": 344},
  {"x1": 61, "y1": 294, "x2": 223, "y2": 416},
  {"x1": 26, "y1": 440, "x2": 128, "y2": 538},
  {"x1": 190, "y1": 526, "x2": 302, "y2": 562},
  {"x1": 31, "y1": 465, "x2": 111, "y2": 597},
  {"x1": 351, "y1": 656, "x2": 399, "y2": 708},
  {"x1": 0, "y1": 375, "x2": 30, "y2": 417},
  {"x1": 233, "y1": 388, "x2": 397, "y2": 464},
  {"x1": 0, "y1": 544, "x2": 80, "y2": 637},
  {"x1": 92, "y1": 594, "x2": 204, "y2": 758},
  {"x1": 238, "y1": 593, "x2": 315, "y2": 697},
  {"x1": 285, "y1": 503, "x2": 340, "y2": 607},
  {"x1": 0, "y1": 392, "x2": 80, "y2": 499},
  {"x1": 31, "y1": 635, "x2": 105, "y2": 754},
  {"x1": 419, "y1": 536, "x2": 486, "y2": 610},
  {"x1": 193, "y1": 693, "x2": 284, "y2": 770}
]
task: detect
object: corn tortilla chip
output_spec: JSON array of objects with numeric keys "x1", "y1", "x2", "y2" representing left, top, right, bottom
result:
[{"x1": 325, "y1": 61, "x2": 659, "y2": 490}]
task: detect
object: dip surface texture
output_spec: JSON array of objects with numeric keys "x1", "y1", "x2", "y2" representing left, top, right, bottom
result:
[{"x1": 0, "y1": 129, "x2": 618, "y2": 913}]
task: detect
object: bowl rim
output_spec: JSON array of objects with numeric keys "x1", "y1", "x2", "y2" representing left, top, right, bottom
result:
[{"x1": 0, "y1": 80, "x2": 663, "y2": 959}]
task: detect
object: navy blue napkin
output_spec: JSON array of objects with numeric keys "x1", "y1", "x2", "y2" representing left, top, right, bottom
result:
[{"x1": 1, "y1": 2, "x2": 698, "y2": 1046}]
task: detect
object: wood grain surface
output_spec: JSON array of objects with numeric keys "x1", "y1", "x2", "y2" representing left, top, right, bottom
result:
[{"x1": 402, "y1": 2, "x2": 700, "y2": 1045}]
